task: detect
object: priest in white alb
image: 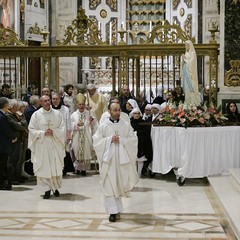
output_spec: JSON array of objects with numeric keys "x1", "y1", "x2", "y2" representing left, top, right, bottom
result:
[
  {"x1": 93, "y1": 102, "x2": 139, "y2": 222},
  {"x1": 28, "y1": 95, "x2": 66, "y2": 199}
]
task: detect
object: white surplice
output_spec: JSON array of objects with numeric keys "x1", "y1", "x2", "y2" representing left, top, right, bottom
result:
[
  {"x1": 93, "y1": 118, "x2": 139, "y2": 213},
  {"x1": 28, "y1": 107, "x2": 66, "y2": 191}
]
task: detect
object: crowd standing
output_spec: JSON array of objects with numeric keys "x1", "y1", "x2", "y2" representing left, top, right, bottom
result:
[{"x1": 0, "y1": 80, "x2": 238, "y2": 222}]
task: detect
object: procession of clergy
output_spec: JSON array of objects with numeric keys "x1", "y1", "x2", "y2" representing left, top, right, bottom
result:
[{"x1": 0, "y1": 81, "x2": 175, "y2": 221}]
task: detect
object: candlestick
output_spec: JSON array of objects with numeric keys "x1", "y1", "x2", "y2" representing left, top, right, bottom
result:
[
  {"x1": 109, "y1": 22, "x2": 112, "y2": 44},
  {"x1": 98, "y1": 22, "x2": 101, "y2": 35}
]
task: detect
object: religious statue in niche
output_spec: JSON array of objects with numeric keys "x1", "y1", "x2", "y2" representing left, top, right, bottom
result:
[{"x1": 0, "y1": 0, "x2": 14, "y2": 29}]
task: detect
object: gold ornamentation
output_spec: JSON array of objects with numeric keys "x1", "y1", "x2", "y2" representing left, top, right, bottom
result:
[
  {"x1": 89, "y1": 0, "x2": 101, "y2": 10},
  {"x1": 100, "y1": 9, "x2": 107, "y2": 18},
  {"x1": 57, "y1": 7, "x2": 106, "y2": 46},
  {"x1": 140, "y1": 20, "x2": 195, "y2": 44},
  {"x1": 27, "y1": 23, "x2": 42, "y2": 35},
  {"x1": 20, "y1": 0, "x2": 25, "y2": 22},
  {"x1": 41, "y1": 26, "x2": 49, "y2": 46},
  {"x1": 184, "y1": 14, "x2": 192, "y2": 38},
  {"x1": 208, "y1": 19, "x2": 219, "y2": 44},
  {"x1": 75, "y1": 93, "x2": 86, "y2": 104},
  {"x1": 106, "y1": 0, "x2": 117, "y2": 12},
  {"x1": 225, "y1": 60, "x2": 240, "y2": 86},
  {"x1": 184, "y1": 0, "x2": 192, "y2": 8},
  {"x1": 0, "y1": 25, "x2": 26, "y2": 46},
  {"x1": 180, "y1": 8, "x2": 185, "y2": 17},
  {"x1": 173, "y1": 0, "x2": 180, "y2": 10}
]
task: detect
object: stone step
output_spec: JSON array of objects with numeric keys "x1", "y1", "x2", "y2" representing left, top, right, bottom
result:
[
  {"x1": 208, "y1": 173, "x2": 240, "y2": 238},
  {"x1": 229, "y1": 168, "x2": 240, "y2": 186}
]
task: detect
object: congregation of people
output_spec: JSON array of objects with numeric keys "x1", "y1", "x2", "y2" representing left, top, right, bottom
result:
[
  {"x1": 0, "y1": 40, "x2": 239, "y2": 221},
  {"x1": 0, "y1": 79, "x2": 239, "y2": 222}
]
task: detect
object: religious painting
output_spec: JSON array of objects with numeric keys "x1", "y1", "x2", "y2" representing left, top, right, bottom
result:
[{"x1": 0, "y1": 0, "x2": 14, "y2": 29}]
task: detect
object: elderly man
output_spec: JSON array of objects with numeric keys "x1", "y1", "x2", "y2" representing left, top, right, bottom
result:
[
  {"x1": 93, "y1": 102, "x2": 139, "y2": 222},
  {"x1": 0, "y1": 97, "x2": 17, "y2": 190},
  {"x1": 24, "y1": 95, "x2": 40, "y2": 124},
  {"x1": 6, "y1": 99, "x2": 28, "y2": 185},
  {"x1": 28, "y1": 95, "x2": 66, "y2": 199},
  {"x1": 84, "y1": 83, "x2": 107, "y2": 121},
  {"x1": 41, "y1": 87, "x2": 51, "y2": 96}
]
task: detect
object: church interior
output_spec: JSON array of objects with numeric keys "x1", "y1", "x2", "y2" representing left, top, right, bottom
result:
[{"x1": 0, "y1": 0, "x2": 240, "y2": 239}]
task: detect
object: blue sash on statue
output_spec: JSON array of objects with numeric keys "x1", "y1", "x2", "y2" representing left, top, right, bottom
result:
[{"x1": 182, "y1": 63, "x2": 194, "y2": 92}]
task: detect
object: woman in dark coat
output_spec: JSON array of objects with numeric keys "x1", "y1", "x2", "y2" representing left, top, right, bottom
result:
[
  {"x1": 226, "y1": 102, "x2": 240, "y2": 123},
  {"x1": 130, "y1": 108, "x2": 152, "y2": 176}
]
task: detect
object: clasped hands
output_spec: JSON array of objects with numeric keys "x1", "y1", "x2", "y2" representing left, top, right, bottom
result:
[
  {"x1": 112, "y1": 134, "x2": 119, "y2": 144},
  {"x1": 45, "y1": 128, "x2": 53, "y2": 136}
]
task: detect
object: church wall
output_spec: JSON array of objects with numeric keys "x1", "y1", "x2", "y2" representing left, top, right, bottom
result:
[
  {"x1": 25, "y1": 0, "x2": 48, "y2": 42},
  {"x1": 218, "y1": 0, "x2": 240, "y2": 109},
  {"x1": 55, "y1": 0, "x2": 78, "y2": 88}
]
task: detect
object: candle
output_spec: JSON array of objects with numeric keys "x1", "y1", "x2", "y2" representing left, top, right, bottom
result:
[
  {"x1": 109, "y1": 22, "x2": 112, "y2": 43},
  {"x1": 150, "y1": 21, "x2": 152, "y2": 32},
  {"x1": 121, "y1": 21, "x2": 124, "y2": 29},
  {"x1": 98, "y1": 21, "x2": 101, "y2": 34}
]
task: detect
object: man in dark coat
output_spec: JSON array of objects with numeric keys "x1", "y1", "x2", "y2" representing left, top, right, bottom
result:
[
  {"x1": 0, "y1": 97, "x2": 17, "y2": 190},
  {"x1": 24, "y1": 95, "x2": 40, "y2": 123}
]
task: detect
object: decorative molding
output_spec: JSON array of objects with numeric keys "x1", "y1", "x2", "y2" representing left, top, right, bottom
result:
[
  {"x1": 173, "y1": 0, "x2": 180, "y2": 10},
  {"x1": 225, "y1": 60, "x2": 240, "y2": 86},
  {"x1": 27, "y1": 22, "x2": 42, "y2": 35},
  {"x1": 106, "y1": 0, "x2": 118, "y2": 12},
  {"x1": 57, "y1": 7, "x2": 107, "y2": 46},
  {"x1": 139, "y1": 20, "x2": 195, "y2": 44},
  {"x1": 0, "y1": 25, "x2": 27, "y2": 46},
  {"x1": 20, "y1": 0, "x2": 25, "y2": 22},
  {"x1": 89, "y1": 0, "x2": 101, "y2": 10},
  {"x1": 184, "y1": 0, "x2": 192, "y2": 8},
  {"x1": 184, "y1": 14, "x2": 192, "y2": 38}
]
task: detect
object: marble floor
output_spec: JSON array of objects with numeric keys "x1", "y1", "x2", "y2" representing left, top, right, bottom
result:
[{"x1": 0, "y1": 171, "x2": 238, "y2": 240}]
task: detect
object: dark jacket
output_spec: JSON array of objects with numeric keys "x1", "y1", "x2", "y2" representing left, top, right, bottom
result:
[
  {"x1": 24, "y1": 105, "x2": 37, "y2": 124},
  {"x1": 0, "y1": 111, "x2": 16, "y2": 153}
]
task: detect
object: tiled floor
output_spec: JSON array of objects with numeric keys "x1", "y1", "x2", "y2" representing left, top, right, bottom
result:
[{"x1": 0, "y1": 172, "x2": 238, "y2": 240}]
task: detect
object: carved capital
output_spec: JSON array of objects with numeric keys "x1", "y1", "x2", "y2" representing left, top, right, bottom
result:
[{"x1": 225, "y1": 60, "x2": 240, "y2": 86}]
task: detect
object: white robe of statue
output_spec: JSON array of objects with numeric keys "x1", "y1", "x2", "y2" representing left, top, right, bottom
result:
[{"x1": 181, "y1": 40, "x2": 201, "y2": 106}]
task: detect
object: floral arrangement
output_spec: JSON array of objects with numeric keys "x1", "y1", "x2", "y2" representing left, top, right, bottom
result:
[{"x1": 156, "y1": 103, "x2": 229, "y2": 128}]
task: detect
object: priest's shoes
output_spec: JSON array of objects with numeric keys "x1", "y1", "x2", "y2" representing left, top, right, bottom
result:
[
  {"x1": 109, "y1": 214, "x2": 117, "y2": 222},
  {"x1": 0, "y1": 184, "x2": 12, "y2": 191},
  {"x1": 177, "y1": 176, "x2": 186, "y2": 186},
  {"x1": 43, "y1": 190, "x2": 51, "y2": 199},
  {"x1": 109, "y1": 213, "x2": 120, "y2": 222},
  {"x1": 80, "y1": 170, "x2": 86, "y2": 176},
  {"x1": 53, "y1": 189, "x2": 60, "y2": 197}
]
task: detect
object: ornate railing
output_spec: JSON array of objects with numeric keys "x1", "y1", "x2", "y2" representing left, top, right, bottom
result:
[{"x1": 0, "y1": 7, "x2": 219, "y2": 105}]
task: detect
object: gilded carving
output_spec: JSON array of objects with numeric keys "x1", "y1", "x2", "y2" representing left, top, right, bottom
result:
[
  {"x1": 184, "y1": 14, "x2": 192, "y2": 38},
  {"x1": 100, "y1": 9, "x2": 107, "y2": 18},
  {"x1": 89, "y1": 0, "x2": 101, "y2": 10},
  {"x1": 57, "y1": 7, "x2": 107, "y2": 46},
  {"x1": 20, "y1": 0, "x2": 25, "y2": 22},
  {"x1": 225, "y1": 60, "x2": 240, "y2": 86},
  {"x1": 184, "y1": 0, "x2": 192, "y2": 8},
  {"x1": 106, "y1": 0, "x2": 117, "y2": 12},
  {"x1": 27, "y1": 23, "x2": 42, "y2": 35},
  {"x1": 0, "y1": 25, "x2": 26, "y2": 46},
  {"x1": 173, "y1": 0, "x2": 180, "y2": 10},
  {"x1": 140, "y1": 20, "x2": 195, "y2": 44},
  {"x1": 180, "y1": 8, "x2": 185, "y2": 17}
]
